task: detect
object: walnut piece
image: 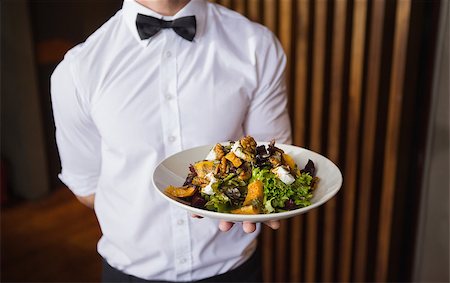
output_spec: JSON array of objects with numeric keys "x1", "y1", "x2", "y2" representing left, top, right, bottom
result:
[
  {"x1": 240, "y1": 136, "x2": 257, "y2": 153},
  {"x1": 214, "y1": 156, "x2": 228, "y2": 176},
  {"x1": 214, "y1": 144, "x2": 225, "y2": 160}
]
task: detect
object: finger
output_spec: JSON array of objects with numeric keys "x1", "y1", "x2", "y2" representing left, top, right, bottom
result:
[
  {"x1": 191, "y1": 214, "x2": 203, "y2": 219},
  {"x1": 219, "y1": 221, "x2": 234, "y2": 232},
  {"x1": 242, "y1": 221, "x2": 257, "y2": 233},
  {"x1": 264, "y1": 220, "x2": 280, "y2": 230}
]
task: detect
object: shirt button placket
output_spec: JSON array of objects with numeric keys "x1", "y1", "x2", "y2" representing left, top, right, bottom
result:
[
  {"x1": 161, "y1": 32, "x2": 191, "y2": 281},
  {"x1": 170, "y1": 206, "x2": 192, "y2": 280},
  {"x1": 159, "y1": 33, "x2": 181, "y2": 156}
]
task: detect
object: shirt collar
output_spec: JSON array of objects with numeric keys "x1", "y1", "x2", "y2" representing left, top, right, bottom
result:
[{"x1": 122, "y1": 0, "x2": 207, "y2": 46}]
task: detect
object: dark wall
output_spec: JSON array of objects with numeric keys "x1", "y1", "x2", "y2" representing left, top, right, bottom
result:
[
  {"x1": 28, "y1": 0, "x2": 122, "y2": 190},
  {"x1": 1, "y1": 0, "x2": 51, "y2": 199}
]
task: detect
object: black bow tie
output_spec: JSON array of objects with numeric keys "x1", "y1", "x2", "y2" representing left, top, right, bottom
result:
[{"x1": 136, "y1": 14, "x2": 196, "y2": 42}]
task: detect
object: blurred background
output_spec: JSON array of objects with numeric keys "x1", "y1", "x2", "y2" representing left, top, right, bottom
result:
[{"x1": 1, "y1": 0, "x2": 448, "y2": 282}]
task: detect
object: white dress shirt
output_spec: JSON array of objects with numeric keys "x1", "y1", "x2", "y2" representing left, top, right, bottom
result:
[{"x1": 51, "y1": 0, "x2": 291, "y2": 281}]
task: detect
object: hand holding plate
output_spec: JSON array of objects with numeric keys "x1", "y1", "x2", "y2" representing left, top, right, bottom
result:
[{"x1": 218, "y1": 220, "x2": 280, "y2": 233}]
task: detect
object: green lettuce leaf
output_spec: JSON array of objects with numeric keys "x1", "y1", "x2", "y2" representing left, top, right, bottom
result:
[{"x1": 252, "y1": 167, "x2": 314, "y2": 213}]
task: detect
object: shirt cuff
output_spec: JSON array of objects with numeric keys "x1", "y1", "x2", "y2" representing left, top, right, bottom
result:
[{"x1": 58, "y1": 173, "x2": 98, "y2": 196}]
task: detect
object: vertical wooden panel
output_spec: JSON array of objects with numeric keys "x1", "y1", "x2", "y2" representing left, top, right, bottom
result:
[
  {"x1": 326, "y1": 0, "x2": 347, "y2": 162},
  {"x1": 376, "y1": 0, "x2": 412, "y2": 281},
  {"x1": 354, "y1": 0, "x2": 386, "y2": 281},
  {"x1": 263, "y1": 0, "x2": 277, "y2": 33},
  {"x1": 247, "y1": 0, "x2": 259, "y2": 22},
  {"x1": 220, "y1": 0, "x2": 231, "y2": 8},
  {"x1": 274, "y1": 2, "x2": 292, "y2": 282},
  {"x1": 339, "y1": 0, "x2": 368, "y2": 281},
  {"x1": 279, "y1": 0, "x2": 293, "y2": 92},
  {"x1": 305, "y1": 1, "x2": 327, "y2": 281},
  {"x1": 234, "y1": 0, "x2": 245, "y2": 15},
  {"x1": 289, "y1": 219, "x2": 304, "y2": 282},
  {"x1": 323, "y1": 0, "x2": 347, "y2": 280},
  {"x1": 290, "y1": 1, "x2": 309, "y2": 281},
  {"x1": 292, "y1": 0, "x2": 309, "y2": 148},
  {"x1": 310, "y1": 0, "x2": 327, "y2": 151},
  {"x1": 274, "y1": 220, "x2": 288, "y2": 282},
  {"x1": 262, "y1": 226, "x2": 274, "y2": 282}
]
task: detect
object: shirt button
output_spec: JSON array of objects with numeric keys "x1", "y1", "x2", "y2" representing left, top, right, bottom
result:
[
  {"x1": 168, "y1": 136, "x2": 176, "y2": 142},
  {"x1": 165, "y1": 94, "x2": 174, "y2": 101},
  {"x1": 177, "y1": 219, "x2": 184, "y2": 225},
  {"x1": 165, "y1": 51, "x2": 172, "y2": 58}
]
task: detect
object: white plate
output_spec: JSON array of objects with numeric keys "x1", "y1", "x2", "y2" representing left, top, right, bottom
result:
[{"x1": 152, "y1": 142, "x2": 343, "y2": 222}]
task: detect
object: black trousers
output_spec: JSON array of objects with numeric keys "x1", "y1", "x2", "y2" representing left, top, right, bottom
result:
[{"x1": 102, "y1": 249, "x2": 263, "y2": 283}]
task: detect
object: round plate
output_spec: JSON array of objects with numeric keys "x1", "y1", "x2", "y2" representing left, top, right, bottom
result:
[{"x1": 152, "y1": 142, "x2": 343, "y2": 222}]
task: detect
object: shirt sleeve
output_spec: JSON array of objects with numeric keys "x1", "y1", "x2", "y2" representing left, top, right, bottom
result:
[
  {"x1": 50, "y1": 55, "x2": 101, "y2": 197},
  {"x1": 244, "y1": 29, "x2": 292, "y2": 144}
]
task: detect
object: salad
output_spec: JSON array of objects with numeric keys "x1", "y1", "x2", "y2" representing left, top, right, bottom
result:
[{"x1": 165, "y1": 136, "x2": 319, "y2": 214}]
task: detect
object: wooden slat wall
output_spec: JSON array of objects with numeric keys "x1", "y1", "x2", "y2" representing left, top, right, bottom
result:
[
  {"x1": 323, "y1": 0, "x2": 346, "y2": 281},
  {"x1": 211, "y1": 0, "x2": 425, "y2": 282},
  {"x1": 340, "y1": 0, "x2": 367, "y2": 280},
  {"x1": 376, "y1": 0, "x2": 411, "y2": 280},
  {"x1": 354, "y1": 0, "x2": 385, "y2": 280}
]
